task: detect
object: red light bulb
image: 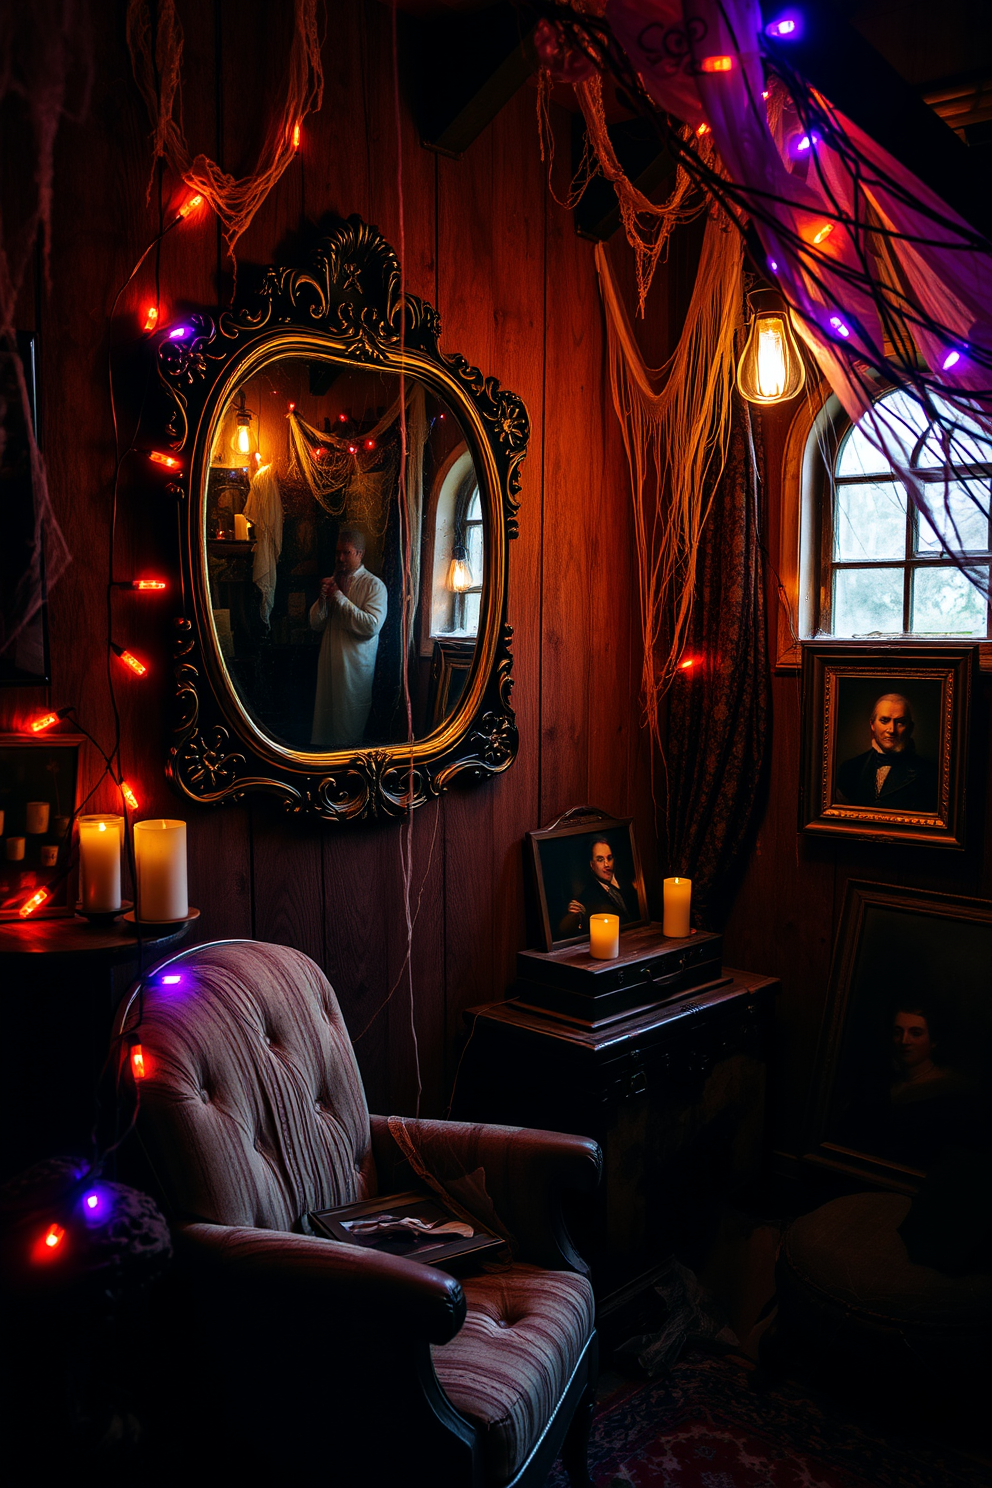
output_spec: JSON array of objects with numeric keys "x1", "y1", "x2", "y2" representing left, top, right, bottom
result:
[
  {"x1": 112, "y1": 645, "x2": 148, "y2": 678},
  {"x1": 148, "y1": 451, "x2": 180, "y2": 470},
  {"x1": 19, "y1": 887, "x2": 50, "y2": 918},
  {"x1": 131, "y1": 1045, "x2": 148, "y2": 1080}
]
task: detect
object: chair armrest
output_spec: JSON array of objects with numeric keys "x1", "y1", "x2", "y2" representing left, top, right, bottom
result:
[
  {"x1": 174, "y1": 1221, "x2": 466, "y2": 1344},
  {"x1": 370, "y1": 1116, "x2": 602, "y2": 1273}
]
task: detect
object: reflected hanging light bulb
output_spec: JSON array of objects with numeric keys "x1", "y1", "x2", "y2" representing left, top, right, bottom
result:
[
  {"x1": 231, "y1": 390, "x2": 253, "y2": 463},
  {"x1": 447, "y1": 543, "x2": 473, "y2": 593},
  {"x1": 736, "y1": 294, "x2": 806, "y2": 405}
]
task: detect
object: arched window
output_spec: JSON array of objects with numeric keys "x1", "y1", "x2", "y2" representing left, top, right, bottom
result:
[{"x1": 808, "y1": 388, "x2": 991, "y2": 640}]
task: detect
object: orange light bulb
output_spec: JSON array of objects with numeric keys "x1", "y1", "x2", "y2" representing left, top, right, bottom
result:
[
  {"x1": 30, "y1": 712, "x2": 59, "y2": 733},
  {"x1": 811, "y1": 221, "x2": 834, "y2": 245},
  {"x1": 178, "y1": 193, "x2": 204, "y2": 219},
  {"x1": 148, "y1": 451, "x2": 180, "y2": 470},
  {"x1": 19, "y1": 887, "x2": 51, "y2": 918},
  {"x1": 700, "y1": 54, "x2": 734, "y2": 72},
  {"x1": 44, "y1": 1223, "x2": 65, "y2": 1250},
  {"x1": 120, "y1": 781, "x2": 140, "y2": 811},
  {"x1": 134, "y1": 579, "x2": 167, "y2": 591},
  {"x1": 143, "y1": 305, "x2": 159, "y2": 332},
  {"x1": 131, "y1": 1045, "x2": 148, "y2": 1080},
  {"x1": 292, "y1": 121, "x2": 301, "y2": 151},
  {"x1": 112, "y1": 646, "x2": 148, "y2": 678}
]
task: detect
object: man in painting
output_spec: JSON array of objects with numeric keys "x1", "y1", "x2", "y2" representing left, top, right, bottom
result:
[
  {"x1": 836, "y1": 692, "x2": 937, "y2": 812},
  {"x1": 309, "y1": 527, "x2": 387, "y2": 751},
  {"x1": 558, "y1": 838, "x2": 637, "y2": 937}
]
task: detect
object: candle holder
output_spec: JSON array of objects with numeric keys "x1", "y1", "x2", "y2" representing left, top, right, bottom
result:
[
  {"x1": 123, "y1": 906, "x2": 200, "y2": 930},
  {"x1": 75, "y1": 898, "x2": 132, "y2": 927}
]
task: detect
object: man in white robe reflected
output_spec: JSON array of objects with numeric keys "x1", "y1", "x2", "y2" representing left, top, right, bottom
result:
[{"x1": 309, "y1": 528, "x2": 388, "y2": 751}]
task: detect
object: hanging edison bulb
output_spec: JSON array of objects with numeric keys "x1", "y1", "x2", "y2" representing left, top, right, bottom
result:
[
  {"x1": 736, "y1": 292, "x2": 806, "y2": 405},
  {"x1": 446, "y1": 543, "x2": 473, "y2": 593},
  {"x1": 230, "y1": 390, "x2": 254, "y2": 463}
]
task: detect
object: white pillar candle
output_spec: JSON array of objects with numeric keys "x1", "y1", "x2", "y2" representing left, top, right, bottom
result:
[
  {"x1": 234, "y1": 512, "x2": 249, "y2": 541},
  {"x1": 663, "y1": 876, "x2": 692, "y2": 938},
  {"x1": 589, "y1": 913, "x2": 620, "y2": 960},
  {"x1": 6, "y1": 837, "x2": 25, "y2": 861},
  {"x1": 26, "y1": 801, "x2": 50, "y2": 834},
  {"x1": 134, "y1": 818, "x2": 188, "y2": 921},
  {"x1": 78, "y1": 815, "x2": 124, "y2": 913},
  {"x1": 40, "y1": 844, "x2": 59, "y2": 868}
]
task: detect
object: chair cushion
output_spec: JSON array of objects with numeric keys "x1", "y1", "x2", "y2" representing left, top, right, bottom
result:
[
  {"x1": 432, "y1": 1264, "x2": 594, "y2": 1485},
  {"x1": 128, "y1": 941, "x2": 376, "y2": 1231},
  {"x1": 781, "y1": 1192, "x2": 992, "y2": 1333}
]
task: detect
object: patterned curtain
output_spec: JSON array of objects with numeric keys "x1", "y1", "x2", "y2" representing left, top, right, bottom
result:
[{"x1": 665, "y1": 399, "x2": 770, "y2": 928}]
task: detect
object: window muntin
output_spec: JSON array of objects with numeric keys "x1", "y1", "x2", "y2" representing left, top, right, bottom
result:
[{"x1": 822, "y1": 388, "x2": 992, "y2": 638}]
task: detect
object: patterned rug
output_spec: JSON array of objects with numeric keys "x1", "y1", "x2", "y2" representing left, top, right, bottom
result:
[{"x1": 548, "y1": 1349, "x2": 988, "y2": 1488}]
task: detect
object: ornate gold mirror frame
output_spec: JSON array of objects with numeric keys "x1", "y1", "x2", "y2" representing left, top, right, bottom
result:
[{"x1": 156, "y1": 216, "x2": 526, "y2": 822}]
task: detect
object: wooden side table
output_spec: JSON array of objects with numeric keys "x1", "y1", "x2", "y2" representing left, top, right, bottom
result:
[
  {"x1": 0, "y1": 916, "x2": 193, "y2": 1179},
  {"x1": 452, "y1": 968, "x2": 779, "y2": 1302}
]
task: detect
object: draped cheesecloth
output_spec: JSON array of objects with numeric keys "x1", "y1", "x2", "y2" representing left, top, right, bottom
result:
[
  {"x1": 126, "y1": 0, "x2": 324, "y2": 268},
  {"x1": 595, "y1": 218, "x2": 743, "y2": 739}
]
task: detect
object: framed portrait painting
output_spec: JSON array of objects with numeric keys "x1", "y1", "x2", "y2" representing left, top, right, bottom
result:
[
  {"x1": 527, "y1": 806, "x2": 648, "y2": 952},
  {"x1": 799, "y1": 642, "x2": 974, "y2": 848},
  {"x1": 804, "y1": 880, "x2": 992, "y2": 1192}
]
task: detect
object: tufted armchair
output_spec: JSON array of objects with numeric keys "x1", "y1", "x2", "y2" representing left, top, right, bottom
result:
[{"x1": 113, "y1": 940, "x2": 601, "y2": 1487}]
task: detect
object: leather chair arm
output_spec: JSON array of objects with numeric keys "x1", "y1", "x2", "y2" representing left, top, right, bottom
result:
[
  {"x1": 370, "y1": 1117, "x2": 602, "y2": 1273},
  {"x1": 175, "y1": 1220, "x2": 467, "y2": 1344}
]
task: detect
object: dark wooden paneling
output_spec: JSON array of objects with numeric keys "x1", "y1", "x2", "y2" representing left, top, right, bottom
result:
[{"x1": 0, "y1": 0, "x2": 652, "y2": 1124}]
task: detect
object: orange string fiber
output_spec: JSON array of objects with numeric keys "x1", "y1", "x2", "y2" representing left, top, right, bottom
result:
[
  {"x1": 595, "y1": 217, "x2": 744, "y2": 747},
  {"x1": 126, "y1": 0, "x2": 323, "y2": 268}
]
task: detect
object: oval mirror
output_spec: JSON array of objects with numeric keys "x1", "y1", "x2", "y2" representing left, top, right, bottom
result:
[{"x1": 157, "y1": 218, "x2": 527, "y2": 821}]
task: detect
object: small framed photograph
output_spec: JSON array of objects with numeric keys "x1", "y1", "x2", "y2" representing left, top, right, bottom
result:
[
  {"x1": 799, "y1": 642, "x2": 974, "y2": 849},
  {"x1": 527, "y1": 807, "x2": 648, "y2": 952},
  {"x1": 309, "y1": 1190, "x2": 504, "y2": 1270},
  {"x1": 805, "y1": 880, "x2": 992, "y2": 1191},
  {"x1": 0, "y1": 734, "x2": 82, "y2": 919}
]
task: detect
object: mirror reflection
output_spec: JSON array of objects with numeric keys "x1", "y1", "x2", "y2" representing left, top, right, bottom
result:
[{"x1": 205, "y1": 358, "x2": 483, "y2": 753}]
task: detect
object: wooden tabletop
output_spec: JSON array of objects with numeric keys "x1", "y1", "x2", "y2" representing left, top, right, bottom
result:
[
  {"x1": 466, "y1": 967, "x2": 780, "y2": 1052},
  {"x1": 0, "y1": 914, "x2": 193, "y2": 960}
]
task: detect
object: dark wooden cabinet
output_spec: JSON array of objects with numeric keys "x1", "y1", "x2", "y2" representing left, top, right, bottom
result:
[{"x1": 453, "y1": 969, "x2": 778, "y2": 1297}]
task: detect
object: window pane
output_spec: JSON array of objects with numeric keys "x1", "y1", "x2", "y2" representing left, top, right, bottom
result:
[
  {"x1": 918, "y1": 398, "x2": 992, "y2": 469},
  {"x1": 832, "y1": 566, "x2": 904, "y2": 635},
  {"x1": 466, "y1": 489, "x2": 481, "y2": 520},
  {"x1": 916, "y1": 480, "x2": 991, "y2": 554},
  {"x1": 466, "y1": 521, "x2": 483, "y2": 583},
  {"x1": 837, "y1": 390, "x2": 927, "y2": 476},
  {"x1": 463, "y1": 593, "x2": 481, "y2": 635},
  {"x1": 834, "y1": 481, "x2": 906, "y2": 560},
  {"x1": 911, "y1": 566, "x2": 989, "y2": 636}
]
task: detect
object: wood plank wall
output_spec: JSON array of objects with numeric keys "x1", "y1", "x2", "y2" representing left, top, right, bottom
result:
[
  {"x1": 1, "y1": 0, "x2": 656, "y2": 1118},
  {"x1": 722, "y1": 400, "x2": 992, "y2": 1158}
]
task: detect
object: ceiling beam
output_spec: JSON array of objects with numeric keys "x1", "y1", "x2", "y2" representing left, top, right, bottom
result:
[{"x1": 403, "y1": 2, "x2": 541, "y2": 159}]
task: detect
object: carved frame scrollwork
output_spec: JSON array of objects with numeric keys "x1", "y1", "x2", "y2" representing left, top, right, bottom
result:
[{"x1": 157, "y1": 216, "x2": 525, "y2": 822}]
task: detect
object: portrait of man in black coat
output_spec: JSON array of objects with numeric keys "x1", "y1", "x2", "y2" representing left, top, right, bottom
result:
[
  {"x1": 836, "y1": 692, "x2": 937, "y2": 812},
  {"x1": 557, "y1": 837, "x2": 638, "y2": 937}
]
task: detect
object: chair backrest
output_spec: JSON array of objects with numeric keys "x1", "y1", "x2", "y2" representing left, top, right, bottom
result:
[{"x1": 117, "y1": 940, "x2": 376, "y2": 1231}]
